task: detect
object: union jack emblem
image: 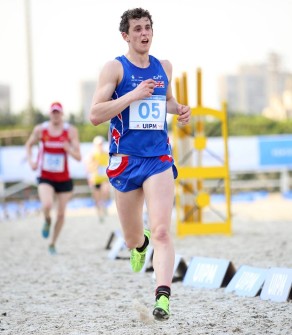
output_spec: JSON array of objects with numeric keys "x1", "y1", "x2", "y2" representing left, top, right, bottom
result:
[{"x1": 155, "y1": 81, "x2": 164, "y2": 88}]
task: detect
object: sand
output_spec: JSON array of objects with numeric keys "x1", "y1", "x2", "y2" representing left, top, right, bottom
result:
[{"x1": 0, "y1": 193, "x2": 292, "y2": 335}]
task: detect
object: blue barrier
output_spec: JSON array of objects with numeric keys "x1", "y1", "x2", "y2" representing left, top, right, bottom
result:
[{"x1": 211, "y1": 191, "x2": 269, "y2": 203}]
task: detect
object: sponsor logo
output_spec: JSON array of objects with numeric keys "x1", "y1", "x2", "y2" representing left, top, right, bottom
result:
[
  {"x1": 131, "y1": 75, "x2": 143, "y2": 84},
  {"x1": 143, "y1": 124, "x2": 158, "y2": 129},
  {"x1": 44, "y1": 141, "x2": 64, "y2": 149}
]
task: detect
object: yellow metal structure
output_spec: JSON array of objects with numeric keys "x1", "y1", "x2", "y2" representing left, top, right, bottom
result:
[{"x1": 173, "y1": 69, "x2": 232, "y2": 236}]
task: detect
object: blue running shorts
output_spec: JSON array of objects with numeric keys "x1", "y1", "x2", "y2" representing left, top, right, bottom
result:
[{"x1": 106, "y1": 155, "x2": 178, "y2": 192}]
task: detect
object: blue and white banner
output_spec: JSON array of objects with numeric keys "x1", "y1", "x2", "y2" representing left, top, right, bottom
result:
[
  {"x1": 259, "y1": 136, "x2": 292, "y2": 167},
  {"x1": 0, "y1": 143, "x2": 95, "y2": 183},
  {"x1": 1, "y1": 135, "x2": 292, "y2": 182}
]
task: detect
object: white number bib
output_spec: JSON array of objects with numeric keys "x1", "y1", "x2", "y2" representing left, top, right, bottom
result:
[
  {"x1": 129, "y1": 95, "x2": 166, "y2": 130},
  {"x1": 43, "y1": 153, "x2": 65, "y2": 172}
]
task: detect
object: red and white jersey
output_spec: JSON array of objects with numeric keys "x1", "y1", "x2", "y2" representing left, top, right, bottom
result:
[{"x1": 38, "y1": 121, "x2": 71, "y2": 181}]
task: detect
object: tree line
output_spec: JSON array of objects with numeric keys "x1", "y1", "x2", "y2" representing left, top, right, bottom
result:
[{"x1": 1, "y1": 111, "x2": 292, "y2": 146}]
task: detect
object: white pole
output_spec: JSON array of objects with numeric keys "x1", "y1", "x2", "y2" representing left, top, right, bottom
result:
[{"x1": 24, "y1": 0, "x2": 34, "y2": 122}]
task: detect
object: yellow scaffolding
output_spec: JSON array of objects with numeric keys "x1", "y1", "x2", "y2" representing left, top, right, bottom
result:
[{"x1": 173, "y1": 69, "x2": 232, "y2": 236}]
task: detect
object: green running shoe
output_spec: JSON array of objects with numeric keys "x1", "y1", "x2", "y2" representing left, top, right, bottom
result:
[
  {"x1": 130, "y1": 229, "x2": 150, "y2": 272},
  {"x1": 153, "y1": 296, "x2": 170, "y2": 320},
  {"x1": 42, "y1": 221, "x2": 50, "y2": 239}
]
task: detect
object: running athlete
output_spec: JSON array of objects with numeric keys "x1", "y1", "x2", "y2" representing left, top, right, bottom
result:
[
  {"x1": 25, "y1": 102, "x2": 82, "y2": 254},
  {"x1": 89, "y1": 8, "x2": 190, "y2": 320},
  {"x1": 84, "y1": 135, "x2": 110, "y2": 223}
]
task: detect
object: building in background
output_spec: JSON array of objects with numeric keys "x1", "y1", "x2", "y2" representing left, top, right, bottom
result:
[
  {"x1": 219, "y1": 53, "x2": 292, "y2": 119},
  {"x1": 0, "y1": 84, "x2": 10, "y2": 116},
  {"x1": 263, "y1": 76, "x2": 292, "y2": 120}
]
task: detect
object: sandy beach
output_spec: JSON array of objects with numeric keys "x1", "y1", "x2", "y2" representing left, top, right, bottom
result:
[{"x1": 0, "y1": 193, "x2": 292, "y2": 335}]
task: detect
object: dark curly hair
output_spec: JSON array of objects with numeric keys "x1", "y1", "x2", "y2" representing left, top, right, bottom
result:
[{"x1": 119, "y1": 8, "x2": 153, "y2": 34}]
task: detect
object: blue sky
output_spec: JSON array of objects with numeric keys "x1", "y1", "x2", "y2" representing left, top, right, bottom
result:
[{"x1": 1, "y1": 0, "x2": 292, "y2": 114}]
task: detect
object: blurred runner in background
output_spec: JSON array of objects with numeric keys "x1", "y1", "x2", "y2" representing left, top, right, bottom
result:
[
  {"x1": 84, "y1": 135, "x2": 110, "y2": 223},
  {"x1": 25, "y1": 102, "x2": 82, "y2": 255}
]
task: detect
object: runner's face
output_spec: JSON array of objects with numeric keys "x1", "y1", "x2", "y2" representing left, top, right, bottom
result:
[
  {"x1": 126, "y1": 17, "x2": 153, "y2": 53},
  {"x1": 50, "y1": 110, "x2": 63, "y2": 125}
]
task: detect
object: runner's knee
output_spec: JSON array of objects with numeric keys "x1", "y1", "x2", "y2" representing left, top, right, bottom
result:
[{"x1": 151, "y1": 224, "x2": 170, "y2": 244}]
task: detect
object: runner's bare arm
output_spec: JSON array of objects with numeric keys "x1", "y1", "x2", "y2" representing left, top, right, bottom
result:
[
  {"x1": 25, "y1": 125, "x2": 41, "y2": 170},
  {"x1": 89, "y1": 60, "x2": 156, "y2": 126},
  {"x1": 161, "y1": 59, "x2": 191, "y2": 125},
  {"x1": 64, "y1": 126, "x2": 82, "y2": 161}
]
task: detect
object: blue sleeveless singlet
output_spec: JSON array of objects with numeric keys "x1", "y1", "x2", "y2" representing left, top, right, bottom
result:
[{"x1": 109, "y1": 55, "x2": 172, "y2": 157}]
